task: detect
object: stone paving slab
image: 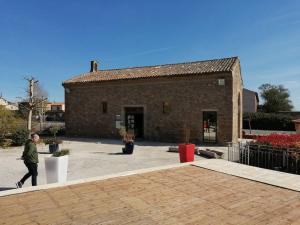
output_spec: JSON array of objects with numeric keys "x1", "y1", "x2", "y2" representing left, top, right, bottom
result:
[
  {"x1": 0, "y1": 138, "x2": 228, "y2": 189},
  {"x1": 0, "y1": 162, "x2": 192, "y2": 197},
  {"x1": 193, "y1": 159, "x2": 300, "y2": 192},
  {"x1": 0, "y1": 139, "x2": 205, "y2": 189},
  {"x1": 1, "y1": 166, "x2": 300, "y2": 225}
]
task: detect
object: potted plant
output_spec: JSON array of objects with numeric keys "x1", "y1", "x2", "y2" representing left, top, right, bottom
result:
[
  {"x1": 119, "y1": 127, "x2": 135, "y2": 154},
  {"x1": 44, "y1": 126, "x2": 63, "y2": 153},
  {"x1": 44, "y1": 149, "x2": 70, "y2": 184},
  {"x1": 178, "y1": 123, "x2": 195, "y2": 163}
]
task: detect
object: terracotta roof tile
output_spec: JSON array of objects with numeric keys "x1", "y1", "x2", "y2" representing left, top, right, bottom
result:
[{"x1": 63, "y1": 56, "x2": 238, "y2": 85}]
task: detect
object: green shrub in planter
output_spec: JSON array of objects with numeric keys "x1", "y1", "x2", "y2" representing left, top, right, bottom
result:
[
  {"x1": 57, "y1": 127, "x2": 65, "y2": 136},
  {"x1": 43, "y1": 138, "x2": 63, "y2": 145},
  {"x1": 52, "y1": 149, "x2": 70, "y2": 157},
  {"x1": 12, "y1": 129, "x2": 29, "y2": 146},
  {"x1": 49, "y1": 126, "x2": 60, "y2": 137}
]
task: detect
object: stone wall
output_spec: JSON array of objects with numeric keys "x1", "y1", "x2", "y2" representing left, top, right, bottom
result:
[
  {"x1": 243, "y1": 89, "x2": 258, "y2": 113},
  {"x1": 64, "y1": 72, "x2": 240, "y2": 145},
  {"x1": 231, "y1": 60, "x2": 243, "y2": 143}
]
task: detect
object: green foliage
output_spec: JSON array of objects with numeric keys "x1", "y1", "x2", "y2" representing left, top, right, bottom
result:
[
  {"x1": 118, "y1": 126, "x2": 127, "y2": 137},
  {"x1": 259, "y1": 84, "x2": 293, "y2": 113},
  {"x1": 49, "y1": 125, "x2": 60, "y2": 137},
  {"x1": 43, "y1": 138, "x2": 63, "y2": 145},
  {"x1": 52, "y1": 149, "x2": 70, "y2": 157},
  {"x1": 0, "y1": 138, "x2": 13, "y2": 148},
  {"x1": 42, "y1": 125, "x2": 63, "y2": 145},
  {"x1": 12, "y1": 128, "x2": 29, "y2": 146},
  {"x1": 38, "y1": 126, "x2": 65, "y2": 137},
  {"x1": 243, "y1": 112, "x2": 295, "y2": 131},
  {"x1": 0, "y1": 106, "x2": 26, "y2": 139}
]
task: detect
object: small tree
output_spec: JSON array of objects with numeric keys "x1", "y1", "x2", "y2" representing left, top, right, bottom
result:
[
  {"x1": 181, "y1": 99, "x2": 192, "y2": 144},
  {"x1": 49, "y1": 125, "x2": 60, "y2": 138},
  {"x1": 259, "y1": 84, "x2": 293, "y2": 113},
  {"x1": 182, "y1": 121, "x2": 191, "y2": 144},
  {"x1": 118, "y1": 126, "x2": 127, "y2": 138}
]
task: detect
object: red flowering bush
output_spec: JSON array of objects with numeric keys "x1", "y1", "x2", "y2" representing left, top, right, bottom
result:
[{"x1": 255, "y1": 134, "x2": 300, "y2": 148}]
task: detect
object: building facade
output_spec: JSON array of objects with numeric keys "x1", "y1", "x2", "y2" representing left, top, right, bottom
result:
[
  {"x1": 45, "y1": 102, "x2": 65, "y2": 121},
  {"x1": 63, "y1": 57, "x2": 243, "y2": 144},
  {"x1": 46, "y1": 102, "x2": 65, "y2": 112},
  {"x1": 243, "y1": 88, "x2": 259, "y2": 113},
  {"x1": 0, "y1": 97, "x2": 18, "y2": 111}
]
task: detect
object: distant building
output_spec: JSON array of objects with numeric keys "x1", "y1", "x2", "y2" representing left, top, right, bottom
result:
[
  {"x1": 293, "y1": 119, "x2": 300, "y2": 134},
  {"x1": 46, "y1": 102, "x2": 65, "y2": 112},
  {"x1": 45, "y1": 102, "x2": 65, "y2": 121},
  {"x1": 0, "y1": 96, "x2": 18, "y2": 110},
  {"x1": 243, "y1": 88, "x2": 259, "y2": 113},
  {"x1": 63, "y1": 57, "x2": 243, "y2": 145}
]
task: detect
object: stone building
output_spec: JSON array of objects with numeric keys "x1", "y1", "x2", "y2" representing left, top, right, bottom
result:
[
  {"x1": 243, "y1": 88, "x2": 259, "y2": 113},
  {"x1": 63, "y1": 57, "x2": 243, "y2": 144}
]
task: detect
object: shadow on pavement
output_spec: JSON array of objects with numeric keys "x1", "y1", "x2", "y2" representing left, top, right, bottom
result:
[
  {"x1": 0, "y1": 187, "x2": 16, "y2": 191},
  {"x1": 108, "y1": 152, "x2": 126, "y2": 155}
]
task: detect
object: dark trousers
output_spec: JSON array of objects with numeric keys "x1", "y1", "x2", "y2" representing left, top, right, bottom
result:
[{"x1": 20, "y1": 162, "x2": 38, "y2": 186}]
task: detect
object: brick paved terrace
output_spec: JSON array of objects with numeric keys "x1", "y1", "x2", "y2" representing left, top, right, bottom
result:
[{"x1": 1, "y1": 165, "x2": 300, "y2": 225}]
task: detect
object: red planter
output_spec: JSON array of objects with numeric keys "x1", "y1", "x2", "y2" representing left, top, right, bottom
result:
[{"x1": 178, "y1": 144, "x2": 195, "y2": 163}]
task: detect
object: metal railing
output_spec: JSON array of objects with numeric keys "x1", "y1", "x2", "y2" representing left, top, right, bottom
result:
[{"x1": 228, "y1": 142, "x2": 300, "y2": 175}]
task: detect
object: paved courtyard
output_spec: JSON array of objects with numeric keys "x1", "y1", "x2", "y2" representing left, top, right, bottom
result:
[
  {"x1": 1, "y1": 165, "x2": 300, "y2": 225},
  {"x1": 0, "y1": 138, "x2": 227, "y2": 190}
]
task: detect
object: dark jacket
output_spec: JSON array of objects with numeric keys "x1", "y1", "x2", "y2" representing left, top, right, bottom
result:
[{"x1": 22, "y1": 139, "x2": 39, "y2": 164}]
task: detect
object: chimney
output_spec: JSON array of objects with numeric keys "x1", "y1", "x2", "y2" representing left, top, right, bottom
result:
[{"x1": 90, "y1": 60, "x2": 98, "y2": 72}]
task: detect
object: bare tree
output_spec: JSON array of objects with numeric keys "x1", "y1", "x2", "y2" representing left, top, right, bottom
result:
[
  {"x1": 33, "y1": 82, "x2": 48, "y2": 131},
  {"x1": 20, "y1": 77, "x2": 48, "y2": 137},
  {"x1": 33, "y1": 82, "x2": 48, "y2": 100}
]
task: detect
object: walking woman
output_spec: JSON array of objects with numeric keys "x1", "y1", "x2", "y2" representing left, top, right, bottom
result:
[{"x1": 16, "y1": 133, "x2": 39, "y2": 188}]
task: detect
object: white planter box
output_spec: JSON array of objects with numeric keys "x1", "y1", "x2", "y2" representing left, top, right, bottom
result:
[{"x1": 44, "y1": 155, "x2": 69, "y2": 184}]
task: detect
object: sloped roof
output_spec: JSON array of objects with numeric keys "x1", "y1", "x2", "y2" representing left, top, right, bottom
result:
[{"x1": 63, "y1": 56, "x2": 238, "y2": 85}]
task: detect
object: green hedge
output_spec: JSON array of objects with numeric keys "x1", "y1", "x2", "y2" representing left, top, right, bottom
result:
[{"x1": 243, "y1": 112, "x2": 295, "y2": 131}]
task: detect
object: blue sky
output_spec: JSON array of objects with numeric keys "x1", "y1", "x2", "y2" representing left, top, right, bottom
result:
[{"x1": 0, "y1": 0, "x2": 299, "y2": 110}]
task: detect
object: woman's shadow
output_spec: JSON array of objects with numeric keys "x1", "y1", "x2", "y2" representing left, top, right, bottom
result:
[{"x1": 0, "y1": 187, "x2": 16, "y2": 191}]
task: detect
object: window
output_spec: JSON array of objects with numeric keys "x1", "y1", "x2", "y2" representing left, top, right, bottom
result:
[
  {"x1": 218, "y1": 79, "x2": 225, "y2": 86},
  {"x1": 163, "y1": 102, "x2": 170, "y2": 114},
  {"x1": 102, "y1": 102, "x2": 107, "y2": 113}
]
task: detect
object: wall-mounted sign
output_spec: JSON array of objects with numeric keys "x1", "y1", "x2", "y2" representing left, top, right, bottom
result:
[
  {"x1": 116, "y1": 121, "x2": 121, "y2": 129},
  {"x1": 116, "y1": 114, "x2": 122, "y2": 128}
]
